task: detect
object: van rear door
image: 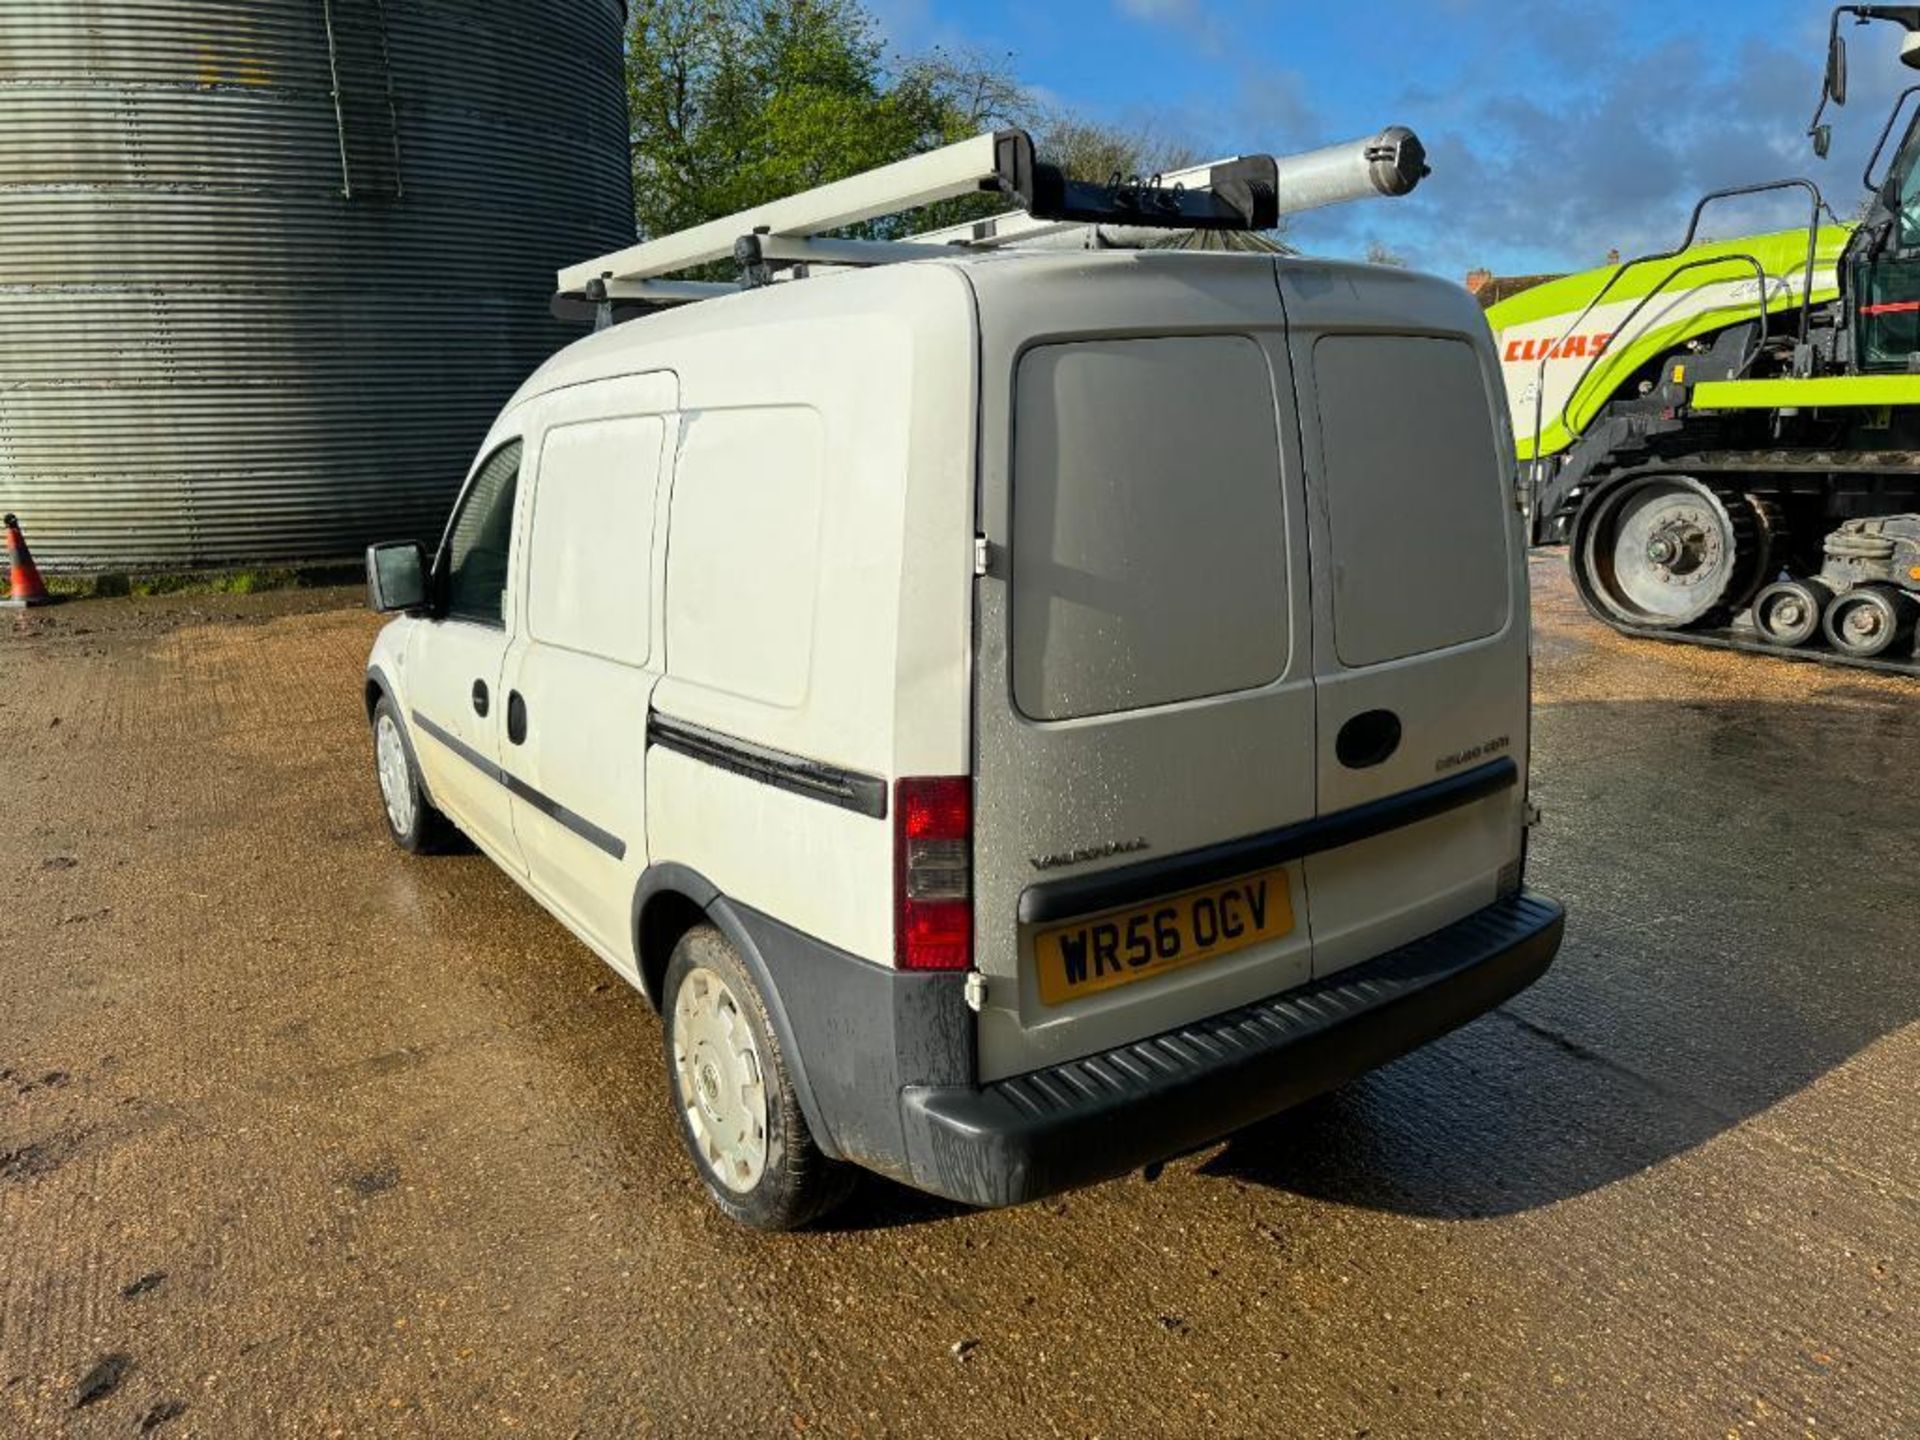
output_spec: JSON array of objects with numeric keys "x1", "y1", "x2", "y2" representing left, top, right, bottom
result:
[
  {"x1": 1282, "y1": 278, "x2": 1530, "y2": 978},
  {"x1": 965, "y1": 254, "x2": 1318, "y2": 1083}
]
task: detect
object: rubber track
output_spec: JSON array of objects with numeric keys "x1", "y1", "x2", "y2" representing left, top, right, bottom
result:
[
  {"x1": 1599, "y1": 615, "x2": 1920, "y2": 678},
  {"x1": 1570, "y1": 470, "x2": 1920, "y2": 677}
]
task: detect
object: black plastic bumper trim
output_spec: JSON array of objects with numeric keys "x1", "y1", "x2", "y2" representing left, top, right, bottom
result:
[
  {"x1": 900, "y1": 890, "x2": 1564, "y2": 1209},
  {"x1": 411, "y1": 710, "x2": 626, "y2": 861},
  {"x1": 1016, "y1": 757, "x2": 1518, "y2": 926},
  {"x1": 647, "y1": 712, "x2": 889, "y2": 820}
]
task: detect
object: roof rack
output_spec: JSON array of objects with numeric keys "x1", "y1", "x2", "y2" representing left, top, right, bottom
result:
[
  {"x1": 551, "y1": 125, "x2": 1428, "y2": 325},
  {"x1": 554, "y1": 128, "x2": 1278, "y2": 307}
]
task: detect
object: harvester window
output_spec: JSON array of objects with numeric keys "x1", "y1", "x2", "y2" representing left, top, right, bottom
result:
[{"x1": 1897, "y1": 148, "x2": 1920, "y2": 249}]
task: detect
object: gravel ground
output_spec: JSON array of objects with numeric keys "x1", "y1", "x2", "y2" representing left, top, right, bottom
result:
[{"x1": 1, "y1": 558, "x2": 1914, "y2": 1438}]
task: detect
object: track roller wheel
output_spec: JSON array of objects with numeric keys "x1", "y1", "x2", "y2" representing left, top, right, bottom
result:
[
  {"x1": 1570, "y1": 474, "x2": 1769, "y2": 631},
  {"x1": 1752, "y1": 578, "x2": 1834, "y2": 649},
  {"x1": 1822, "y1": 585, "x2": 1918, "y2": 659}
]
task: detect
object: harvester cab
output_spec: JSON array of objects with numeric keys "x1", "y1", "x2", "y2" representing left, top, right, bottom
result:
[{"x1": 1483, "y1": 4, "x2": 1920, "y2": 675}]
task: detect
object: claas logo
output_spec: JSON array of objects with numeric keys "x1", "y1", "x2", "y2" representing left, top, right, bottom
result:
[{"x1": 1503, "y1": 332, "x2": 1614, "y2": 363}]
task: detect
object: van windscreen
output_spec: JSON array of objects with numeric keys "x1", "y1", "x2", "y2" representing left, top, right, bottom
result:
[{"x1": 1010, "y1": 335, "x2": 1290, "y2": 722}]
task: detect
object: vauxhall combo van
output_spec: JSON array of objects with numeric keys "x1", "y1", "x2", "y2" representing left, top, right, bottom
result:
[{"x1": 363, "y1": 229, "x2": 1564, "y2": 1228}]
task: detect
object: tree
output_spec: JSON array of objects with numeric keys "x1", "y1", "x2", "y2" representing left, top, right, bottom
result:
[
  {"x1": 624, "y1": 0, "x2": 1198, "y2": 252},
  {"x1": 626, "y1": 0, "x2": 952, "y2": 242},
  {"x1": 1365, "y1": 239, "x2": 1409, "y2": 268}
]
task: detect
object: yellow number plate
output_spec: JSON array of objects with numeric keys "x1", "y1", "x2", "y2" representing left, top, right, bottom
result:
[{"x1": 1033, "y1": 865, "x2": 1295, "y2": 1006}]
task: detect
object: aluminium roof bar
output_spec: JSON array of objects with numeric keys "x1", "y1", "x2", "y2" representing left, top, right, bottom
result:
[{"x1": 556, "y1": 128, "x2": 1278, "y2": 297}]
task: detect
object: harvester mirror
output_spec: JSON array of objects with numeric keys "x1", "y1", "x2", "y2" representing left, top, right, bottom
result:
[
  {"x1": 1829, "y1": 30, "x2": 1849, "y2": 103},
  {"x1": 366, "y1": 541, "x2": 429, "y2": 613},
  {"x1": 1814, "y1": 122, "x2": 1834, "y2": 159}
]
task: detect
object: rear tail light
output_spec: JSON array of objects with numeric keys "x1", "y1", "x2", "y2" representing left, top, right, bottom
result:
[{"x1": 895, "y1": 776, "x2": 972, "y2": 971}]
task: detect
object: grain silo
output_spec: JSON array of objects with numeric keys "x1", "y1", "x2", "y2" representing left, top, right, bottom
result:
[{"x1": 0, "y1": 0, "x2": 634, "y2": 571}]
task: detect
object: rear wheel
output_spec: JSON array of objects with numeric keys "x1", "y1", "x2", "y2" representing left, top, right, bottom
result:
[
  {"x1": 1571, "y1": 474, "x2": 1767, "y2": 630},
  {"x1": 1752, "y1": 577, "x2": 1833, "y2": 648},
  {"x1": 1822, "y1": 584, "x2": 1917, "y2": 659},
  {"x1": 662, "y1": 924, "x2": 852, "y2": 1230}
]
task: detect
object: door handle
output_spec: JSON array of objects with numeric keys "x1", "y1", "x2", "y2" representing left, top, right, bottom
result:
[
  {"x1": 507, "y1": 690, "x2": 527, "y2": 746},
  {"x1": 1336, "y1": 709, "x2": 1402, "y2": 769},
  {"x1": 471, "y1": 679, "x2": 489, "y2": 717}
]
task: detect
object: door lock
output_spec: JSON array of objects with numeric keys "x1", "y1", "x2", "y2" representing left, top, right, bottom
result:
[{"x1": 471, "y1": 679, "x2": 489, "y2": 717}]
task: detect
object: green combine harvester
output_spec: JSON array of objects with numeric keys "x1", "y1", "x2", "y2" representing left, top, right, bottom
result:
[{"x1": 1487, "y1": 5, "x2": 1920, "y2": 673}]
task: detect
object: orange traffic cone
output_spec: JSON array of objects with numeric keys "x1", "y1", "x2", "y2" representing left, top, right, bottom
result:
[{"x1": 3, "y1": 513, "x2": 52, "y2": 608}]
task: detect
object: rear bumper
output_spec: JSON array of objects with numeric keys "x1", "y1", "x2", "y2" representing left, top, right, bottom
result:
[{"x1": 895, "y1": 891, "x2": 1564, "y2": 1209}]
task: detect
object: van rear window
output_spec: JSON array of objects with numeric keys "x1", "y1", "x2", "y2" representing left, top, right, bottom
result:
[
  {"x1": 1011, "y1": 336, "x2": 1290, "y2": 722},
  {"x1": 1311, "y1": 335, "x2": 1512, "y2": 667}
]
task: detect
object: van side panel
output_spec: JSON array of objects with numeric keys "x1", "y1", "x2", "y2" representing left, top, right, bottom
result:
[{"x1": 642, "y1": 269, "x2": 978, "y2": 965}]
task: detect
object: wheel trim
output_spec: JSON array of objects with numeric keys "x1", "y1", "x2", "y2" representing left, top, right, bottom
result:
[
  {"x1": 1576, "y1": 476, "x2": 1750, "y2": 629},
  {"x1": 672, "y1": 966, "x2": 769, "y2": 1193},
  {"x1": 375, "y1": 714, "x2": 415, "y2": 837}
]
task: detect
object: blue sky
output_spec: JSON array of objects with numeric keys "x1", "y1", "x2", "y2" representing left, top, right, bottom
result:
[{"x1": 869, "y1": 0, "x2": 1920, "y2": 280}]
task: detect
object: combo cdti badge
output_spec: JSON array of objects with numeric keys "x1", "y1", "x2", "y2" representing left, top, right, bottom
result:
[{"x1": 361, "y1": 132, "x2": 1565, "y2": 1229}]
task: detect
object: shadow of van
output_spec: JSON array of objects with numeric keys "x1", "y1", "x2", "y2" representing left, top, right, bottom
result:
[{"x1": 1203, "y1": 691, "x2": 1918, "y2": 1218}]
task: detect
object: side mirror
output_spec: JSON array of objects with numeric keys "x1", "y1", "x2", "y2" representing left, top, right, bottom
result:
[
  {"x1": 366, "y1": 541, "x2": 430, "y2": 613},
  {"x1": 1829, "y1": 30, "x2": 1849, "y2": 105},
  {"x1": 1814, "y1": 123, "x2": 1834, "y2": 159}
]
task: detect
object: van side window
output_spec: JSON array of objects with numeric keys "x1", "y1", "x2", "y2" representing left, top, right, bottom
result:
[
  {"x1": 443, "y1": 440, "x2": 522, "y2": 627},
  {"x1": 526, "y1": 416, "x2": 665, "y2": 666}
]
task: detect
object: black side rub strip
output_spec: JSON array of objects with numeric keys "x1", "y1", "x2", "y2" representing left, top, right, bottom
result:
[
  {"x1": 646, "y1": 713, "x2": 889, "y2": 821},
  {"x1": 1017, "y1": 757, "x2": 1518, "y2": 926},
  {"x1": 411, "y1": 711, "x2": 627, "y2": 861}
]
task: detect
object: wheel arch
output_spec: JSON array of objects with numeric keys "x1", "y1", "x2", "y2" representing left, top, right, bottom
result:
[
  {"x1": 364, "y1": 664, "x2": 443, "y2": 815},
  {"x1": 631, "y1": 862, "x2": 842, "y2": 1160},
  {"x1": 365, "y1": 665, "x2": 392, "y2": 721}
]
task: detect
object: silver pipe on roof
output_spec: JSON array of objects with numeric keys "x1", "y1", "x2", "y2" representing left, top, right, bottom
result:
[{"x1": 1266, "y1": 126, "x2": 1431, "y2": 217}]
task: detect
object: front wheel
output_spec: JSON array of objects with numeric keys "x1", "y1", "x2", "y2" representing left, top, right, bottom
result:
[
  {"x1": 371, "y1": 695, "x2": 454, "y2": 853},
  {"x1": 662, "y1": 925, "x2": 852, "y2": 1230}
]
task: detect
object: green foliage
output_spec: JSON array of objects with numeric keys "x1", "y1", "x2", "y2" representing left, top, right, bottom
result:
[
  {"x1": 623, "y1": 0, "x2": 1202, "y2": 261},
  {"x1": 627, "y1": 0, "x2": 959, "y2": 243}
]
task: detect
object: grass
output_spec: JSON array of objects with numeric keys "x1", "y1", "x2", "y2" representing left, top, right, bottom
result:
[{"x1": 42, "y1": 563, "x2": 363, "y2": 600}]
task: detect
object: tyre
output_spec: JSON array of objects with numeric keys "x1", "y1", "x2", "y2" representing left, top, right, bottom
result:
[
  {"x1": 1570, "y1": 474, "x2": 1767, "y2": 630},
  {"x1": 662, "y1": 924, "x2": 852, "y2": 1230},
  {"x1": 370, "y1": 694, "x2": 455, "y2": 853},
  {"x1": 1822, "y1": 584, "x2": 1918, "y2": 659},
  {"x1": 1751, "y1": 577, "x2": 1832, "y2": 648}
]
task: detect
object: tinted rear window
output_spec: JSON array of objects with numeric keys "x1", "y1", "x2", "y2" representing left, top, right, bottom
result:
[
  {"x1": 1011, "y1": 335, "x2": 1290, "y2": 722},
  {"x1": 1312, "y1": 335, "x2": 1512, "y2": 667}
]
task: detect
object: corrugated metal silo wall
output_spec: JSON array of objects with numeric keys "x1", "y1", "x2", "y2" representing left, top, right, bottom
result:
[{"x1": 0, "y1": 0, "x2": 634, "y2": 571}]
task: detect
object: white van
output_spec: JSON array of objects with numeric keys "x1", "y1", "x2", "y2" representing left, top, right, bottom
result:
[{"x1": 362, "y1": 139, "x2": 1563, "y2": 1228}]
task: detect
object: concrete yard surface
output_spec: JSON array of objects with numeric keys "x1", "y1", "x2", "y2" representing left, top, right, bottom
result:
[{"x1": 2, "y1": 557, "x2": 1915, "y2": 1437}]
